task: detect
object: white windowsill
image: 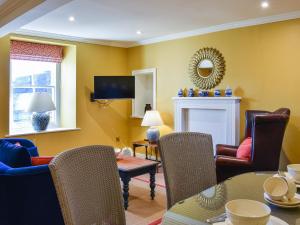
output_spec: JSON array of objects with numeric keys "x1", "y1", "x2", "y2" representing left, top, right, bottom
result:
[{"x1": 6, "y1": 128, "x2": 81, "y2": 137}]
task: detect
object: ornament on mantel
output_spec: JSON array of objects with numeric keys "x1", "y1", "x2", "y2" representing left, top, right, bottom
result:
[
  {"x1": 178, "y1": 88, "x2": 184, "y2": 97},
  {"x1": 214, "y1": 89, "x2": 221, "y2": 97},
  {"x1": 188, "y1": 88, "x2": 194, "y2": 97},
  {"x1": 225, "y1": 86, "x2": 233, "y2": 97},
  {"x1": 198, "y1": 90, "x2": 209, "y2": 97}
]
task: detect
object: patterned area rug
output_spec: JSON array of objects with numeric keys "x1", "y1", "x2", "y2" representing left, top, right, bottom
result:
[
  {"x1": 125, "y1": 175, "x2": 166, "y2": 225},
  {"x1": 131, "y1": 171, "x2": 165, "y2": 225},
  {"x1": 133, "y1": 171, "x2": 166, "y2": 188}
]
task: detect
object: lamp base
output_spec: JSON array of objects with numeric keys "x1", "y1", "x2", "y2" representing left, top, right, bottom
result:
[
  {"x1": 146, "y1": 127, "x2": 160, "y2": 143},
  {"x1": 32, "y1": 112, "x2": 50, "y2": 132}
]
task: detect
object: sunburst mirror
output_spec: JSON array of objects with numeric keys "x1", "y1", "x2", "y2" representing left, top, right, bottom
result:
[{"x1": 189, "y1": 48, "x2": 225, "y2": 90}]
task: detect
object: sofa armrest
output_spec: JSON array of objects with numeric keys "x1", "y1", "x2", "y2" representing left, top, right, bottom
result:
[
  {"x1": 4, "y1": 164, "x2": 49, "y2": 176},
  {"x1": 216, "y1": 144, "x2": 238, "y2": 157},
  {"x1": 2, "y1": 138, "x2": 39, "y2": 157},
  {"x1": 0, "y1": 164, "x2": 64, "y2": 225},
  {"x1": 215, "y1": 156, "x2": 252, "y2": 167}
]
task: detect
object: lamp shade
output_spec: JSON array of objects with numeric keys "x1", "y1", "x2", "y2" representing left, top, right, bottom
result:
[
  {"x1": 27, "y1": 92, "x2": 56, "y2": 113},
  {"x1": 141, "y1": 110, "x2": 163, "y2": 127}
]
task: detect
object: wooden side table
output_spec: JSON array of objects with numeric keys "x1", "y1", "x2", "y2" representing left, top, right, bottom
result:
[
  {"x1": 132, "y1": 140, "x2": 159, "y2": 161},
  {"x1": 117, "y1": 156, "x2": 159, "y2": 210}
]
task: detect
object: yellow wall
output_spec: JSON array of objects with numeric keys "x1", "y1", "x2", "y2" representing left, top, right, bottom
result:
[
  {"x1": 0, "y1": 35, "x2": 130, "y2": 156},
  {"x1": 128, "y1": 18, "x2": 300, "y2": 163},
  {"x1": 1, "y1": 18, "x2": 300, "y2": 162}
]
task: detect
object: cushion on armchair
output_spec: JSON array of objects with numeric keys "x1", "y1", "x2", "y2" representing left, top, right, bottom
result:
[
  {"x1": 0, "y1": 140, "x2": 32, "y2": 167},
  {"x1": 236, "y1": 137, "x2": 252, "y2": 160}
]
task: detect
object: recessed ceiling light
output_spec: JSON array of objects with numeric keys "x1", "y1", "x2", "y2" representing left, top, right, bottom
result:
[
  {"x1": 261, "y1": 1, "x2": 269, "y2": 8},
  {"x1": 136, "y1": 30, "x2": 142, "y2": 35},
  {"x1": 68, "y1": 16, "x2": 75, "y2": 22}
]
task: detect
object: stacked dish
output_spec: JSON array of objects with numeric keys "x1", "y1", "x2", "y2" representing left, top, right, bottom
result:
[{"x1": 263, "y1": 164, "x2": 300, "y2": 208}]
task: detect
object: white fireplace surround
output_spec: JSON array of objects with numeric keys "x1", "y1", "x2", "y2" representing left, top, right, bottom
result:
[{"x1": 173, "y1": 97, "x2": 241, "y2": 152}]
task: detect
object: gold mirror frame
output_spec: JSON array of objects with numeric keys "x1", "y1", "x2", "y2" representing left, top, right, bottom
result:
[{"x1": 189, "y1": 48, "x2": 225, "y2": 90}]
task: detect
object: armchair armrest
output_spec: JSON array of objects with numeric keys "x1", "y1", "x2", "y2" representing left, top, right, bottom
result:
[
  {"x1": 215, "y1": 156, "x2": 252, "y2": 167},
  {"x1": 216, "y1": 144, "x2": 238, "y2": 157}
]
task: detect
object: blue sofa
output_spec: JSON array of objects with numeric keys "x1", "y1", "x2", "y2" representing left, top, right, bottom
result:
[{"x1": 0, "y1": 138, "x2": 64, "y2": 225}]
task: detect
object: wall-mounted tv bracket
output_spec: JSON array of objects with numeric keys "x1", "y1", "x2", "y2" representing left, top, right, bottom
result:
[{"x1": 90, "y1": 92, "x2": 112, "y2": 108}]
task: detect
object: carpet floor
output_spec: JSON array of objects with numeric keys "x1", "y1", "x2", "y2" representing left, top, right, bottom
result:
[{"x1": 125, "y1": 172, "x2": 166, "y2": 225}]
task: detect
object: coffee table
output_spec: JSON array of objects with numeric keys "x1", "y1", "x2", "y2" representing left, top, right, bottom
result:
[{"x1": 117, "y1": 156, "x2": 159, "y2": 210}]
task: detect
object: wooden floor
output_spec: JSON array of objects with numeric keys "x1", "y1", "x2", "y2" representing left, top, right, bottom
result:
[{"x1": 125, "y1": 173, "x2": 166, "y2": 225}]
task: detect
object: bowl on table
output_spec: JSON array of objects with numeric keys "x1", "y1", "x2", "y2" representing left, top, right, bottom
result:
[
  {"x1": 263, "y1": 176, "x2": 288, "y2": 201},
  {"x1": 287, "y1": 164, "x2": 300, "y2": 183},
  {"x1": 225, "y1": 199, "x2": 271, "y2": 225}
]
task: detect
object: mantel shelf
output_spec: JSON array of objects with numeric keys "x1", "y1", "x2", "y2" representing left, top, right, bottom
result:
[{"x1": 172, "y1": 96, "x2": 241, "y2": 100}]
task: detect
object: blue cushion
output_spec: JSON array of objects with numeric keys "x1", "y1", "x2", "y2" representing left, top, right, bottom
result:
[
  {"x1": 0, "y1": 140, "x2": 32, "y2": 168},
  {"x1": 0, "y1": 162, "x2": 11, "y2": 173},
  {"x1": 1, "y1": 138, "x2": 39, "y2": 157}
]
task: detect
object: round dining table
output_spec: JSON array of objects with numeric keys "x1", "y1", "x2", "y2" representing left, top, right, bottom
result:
[{"x1": 162, "y1": 172, "x2": 300, "y2": 225}]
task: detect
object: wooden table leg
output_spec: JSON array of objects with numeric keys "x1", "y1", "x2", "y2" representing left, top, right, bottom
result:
[
  {"x1": 145, "y1": 146, "x2": 148, "y2": 159},
  {"x1": 149, "y1": 167, "x2": 156, "y2": 200},
  {"x1": 121, "y1": 175, "x2": 131, "y2": 210},
  {"x1": 154, "y1": 146, "x2": 158, "y2": 161},
  {"x1": 133, "y1": 144, "x2": 136, "y2": 157}
]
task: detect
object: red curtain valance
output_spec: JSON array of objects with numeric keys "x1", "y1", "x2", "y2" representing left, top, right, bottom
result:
[{"x1": 10, "y1": 40, "x2": 63, "y2": 63}]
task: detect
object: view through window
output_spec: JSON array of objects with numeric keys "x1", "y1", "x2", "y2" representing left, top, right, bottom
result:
[{"x1": 10, "y1": 59, "x2": 60, "y2": 133}]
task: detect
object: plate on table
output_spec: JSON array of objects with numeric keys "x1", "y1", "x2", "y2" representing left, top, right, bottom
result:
[{"x1": 264, "y1": 193, "x2": 300, "y2": 208}]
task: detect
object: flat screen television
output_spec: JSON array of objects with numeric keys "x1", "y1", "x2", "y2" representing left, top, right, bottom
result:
[{"x1": 93, "y1": 76, "x2": 135, "y2": 99}]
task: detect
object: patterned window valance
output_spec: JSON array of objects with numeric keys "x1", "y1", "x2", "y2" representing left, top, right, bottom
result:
[{"x1": 10, "y1": 40, "x2": 63, "y2": 63}]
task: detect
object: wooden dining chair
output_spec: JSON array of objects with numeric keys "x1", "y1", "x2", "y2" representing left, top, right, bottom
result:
[
  {"x1": 49, "y1": 145, "x2": 125, "y2": 225},
  {"x1": 158, "y1": 132, "x2": 217, "y2": 209}
]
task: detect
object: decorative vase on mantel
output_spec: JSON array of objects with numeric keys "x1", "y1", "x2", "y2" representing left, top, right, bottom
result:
[
  {"x1": 225, "y1": 86, "x2": 233, "y2": 97},
  {"x1": 188, "y1": 88, "x2": 194, "y2": 97},
  {"x1": 214, "y1": 89, "x2": 221, "y2": 97},
  {"x1": 178, "y1": 88, "x2": 184, "y2": 97}
]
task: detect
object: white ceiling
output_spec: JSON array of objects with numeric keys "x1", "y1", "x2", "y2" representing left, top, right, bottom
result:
[{"x1": 17, "y1": 0, "x2": 300, "y2": 47}]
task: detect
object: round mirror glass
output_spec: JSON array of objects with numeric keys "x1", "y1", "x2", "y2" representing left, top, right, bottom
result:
[{"x1": 197, "y1": 59, "x2": 214, "y2": 77}]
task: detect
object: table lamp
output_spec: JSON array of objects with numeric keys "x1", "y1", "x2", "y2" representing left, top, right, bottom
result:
[
  {"x1": 27, "y1": 92, "x2": 56, "y2": 131},
  {"x1": 141, "y1": 110, "x2": 163, "y2": 143}
]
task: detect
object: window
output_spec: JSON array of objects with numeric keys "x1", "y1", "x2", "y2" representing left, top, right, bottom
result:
[
  {"x1": 9, "y1": 40, "x2": 63, "y2": 135},
  {"x1": 10, "y1": 60, "x2": 61, "y2": 133}
]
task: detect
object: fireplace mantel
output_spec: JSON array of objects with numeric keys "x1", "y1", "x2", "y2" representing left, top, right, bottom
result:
[{"x1": 173, "y1": 97, "x2": 241, "y2": 151}]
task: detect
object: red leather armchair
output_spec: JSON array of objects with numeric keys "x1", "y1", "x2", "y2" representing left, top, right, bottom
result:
[{"x1": 216, "y1": 108, "x2": 290, "y2": 182}]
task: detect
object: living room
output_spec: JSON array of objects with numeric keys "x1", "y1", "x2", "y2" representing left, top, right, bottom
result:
[{"x1": 1, "y1": 1, "x2": 300, "y2": 225}]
